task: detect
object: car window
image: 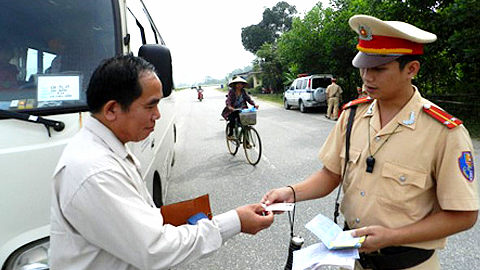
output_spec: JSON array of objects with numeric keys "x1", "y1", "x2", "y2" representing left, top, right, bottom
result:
[
  {"x1": 312, "y1": 77, "x2": 331, "y2": 89},
  {"x1": 294, "y1": 80, "x2": 301, "y2": 90},
  {"x1": 301, "y1": 79, "x2": 308, "y2": 89}
]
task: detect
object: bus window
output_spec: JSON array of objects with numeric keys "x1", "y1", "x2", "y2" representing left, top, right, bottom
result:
[{"x1": 0, "y1": 0, "x2": 117, "y2": 115}]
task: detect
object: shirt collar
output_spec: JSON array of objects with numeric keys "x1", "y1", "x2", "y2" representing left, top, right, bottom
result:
[
  {"x1": 362, "y1": 86, "x2": 424, "y2": 131},
  {"x1": 84, "y1": 115, "x2": 130, "y2": 160},
  {"x1": 395, "y1": 86, "x2": 423, "y2": 130}
]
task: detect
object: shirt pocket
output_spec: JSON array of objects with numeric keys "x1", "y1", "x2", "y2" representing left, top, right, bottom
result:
[
  {"x1": 377, "y1": 161, "x2": 428, "y2": 211},
  {"x1": 339, "y1": 146, "x2": 362, "y2": 164}
]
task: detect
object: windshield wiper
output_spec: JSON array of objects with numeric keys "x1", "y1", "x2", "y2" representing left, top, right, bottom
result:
[{"x1": 0, "y1": 109, "x2": 65, "y2": 137}]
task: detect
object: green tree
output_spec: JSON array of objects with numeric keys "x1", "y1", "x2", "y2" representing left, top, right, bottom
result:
[
  {"x1": 276, "y1": 3, "x2": 361, "y2": 98},
  {"x1": 260, "y1": 1, "x2": 297, "y2": 38},
  {"x1": 241, "y1": 25, "x2": 274, "y2": 54},
  {"x1": 241, "y1": 1, "x2": 297, "y2": 54},
  {"x1": 256, "y1": 43, "x2": 285, "y2": 92},
  {"x1": 441, "y1": 0, "x2": 480, "y2": 92},
  {"x1": 243, "y1": 0, "x2": 479, "y2": 113}
]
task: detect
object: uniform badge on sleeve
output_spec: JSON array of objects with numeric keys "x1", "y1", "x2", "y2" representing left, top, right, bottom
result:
[{"x1": 458, "y1": 151, "x2": 475, "y2": 182}]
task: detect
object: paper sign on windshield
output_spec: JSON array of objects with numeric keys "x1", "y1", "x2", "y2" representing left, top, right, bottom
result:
[{"x1": 37, "y1": 75, "x2": 80, "y2": 101}]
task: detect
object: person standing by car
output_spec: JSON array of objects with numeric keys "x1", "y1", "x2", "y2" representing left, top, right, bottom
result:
[
  {"x1": 357, "y1": 85, "x2": 368, "y2": 98},
  {"x1": 222, "y1": 76, "x2": 258, "y2": 138},
  {"x1": 261, "y1": 14, "x2": 478, "y2": 270},
  {"x1": 50, "y1": 55, "x2": 273, "y2": 270},
  {"x1": 325, "y1": 77, "x2": 343, "y2": 120}
]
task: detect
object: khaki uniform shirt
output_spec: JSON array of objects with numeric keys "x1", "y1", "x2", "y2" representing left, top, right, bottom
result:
[
  {"x1": 326, "y1": 83, "x2": 343, "y2": 99},
  {"x1": 319, "y1": 87, "x2": 479, "y2": 250}
]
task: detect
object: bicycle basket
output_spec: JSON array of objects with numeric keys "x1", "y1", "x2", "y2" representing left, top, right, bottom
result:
[{"x1": 239, "y1": 111, "x2": 257, "y2": 125}]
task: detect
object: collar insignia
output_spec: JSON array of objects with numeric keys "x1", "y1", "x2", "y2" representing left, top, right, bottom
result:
[
  {"x1": 402, "y1": 111, "x2": 415, "y2": 125},
  {"x1": 366, "y1": 103, "x2": 374, "y2": 115}
]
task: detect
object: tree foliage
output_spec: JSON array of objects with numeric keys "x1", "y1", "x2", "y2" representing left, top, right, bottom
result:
[
  {"x1": 245, "y1": 0, "x2": 480, "y2": 106},
  {"x1": 241, "y1": 1, "x2": 297, "y2": 54},
  {"x1": 255, "y1": 43, "x2": 285, "y2": 91}
]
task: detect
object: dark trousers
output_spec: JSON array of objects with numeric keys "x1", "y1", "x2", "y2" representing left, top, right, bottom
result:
[{"x1": 227, "y1": 111, "x2": 240, "y2": 136}]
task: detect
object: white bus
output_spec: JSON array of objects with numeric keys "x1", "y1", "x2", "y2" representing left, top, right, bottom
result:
[{"x1": 0, "y1": 1, "x2": 176, "y2": 269}]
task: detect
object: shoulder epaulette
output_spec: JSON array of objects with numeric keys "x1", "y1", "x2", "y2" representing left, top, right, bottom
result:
[
  {"x1": 422, "y1": 103, "x2": 462, "y2": 129},
  {"x1": 342, "y1": 97, "x2": 373, "y2": 110}
]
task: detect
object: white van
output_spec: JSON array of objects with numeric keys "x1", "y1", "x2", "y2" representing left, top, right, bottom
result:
[
  {"x1": 0, "y1": 1, "x2": 176, "y2": 269},
  {"x1": 283, "y1": 74, "x2": 333, "y2": 112}
]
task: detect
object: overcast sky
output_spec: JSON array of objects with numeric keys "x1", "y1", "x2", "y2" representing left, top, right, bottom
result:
[{"x1": 144, "y1": 0, "x2": 329, "y2": 85}]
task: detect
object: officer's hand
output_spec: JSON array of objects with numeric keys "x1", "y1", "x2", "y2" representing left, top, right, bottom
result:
[
  {"x1": 236, "y1": 204, "x2": 274, "y2": 235},
  {"x1": 351, "y1": 225, "x2": 394, "y2": 253},
  {"x1": 260, "y1": 187, "x2": 294, "y2": 207},
  {"x1": 254, "y1": 104, "x2": 259, "y2": 109}
]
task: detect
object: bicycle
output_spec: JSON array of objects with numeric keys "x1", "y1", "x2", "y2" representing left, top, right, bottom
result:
[{"x1": 225, "y1": 108, "x2": 262, "y2": 165}]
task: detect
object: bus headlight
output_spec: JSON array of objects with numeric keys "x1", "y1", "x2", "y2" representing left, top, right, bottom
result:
[{"x1": 4, "y1": 238, "x2": 50, "y2": 270}]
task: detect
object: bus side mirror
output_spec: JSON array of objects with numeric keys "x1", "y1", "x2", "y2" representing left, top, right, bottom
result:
[{"x1": 138, "y1": 44, "x2": 174, "y2": 97}]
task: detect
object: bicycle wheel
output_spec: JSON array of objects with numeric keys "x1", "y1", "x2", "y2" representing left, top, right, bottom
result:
[
  {"x1": 243, "y1": 126, "x2": 262, "y2": 165},
  {"x1": 225, "y1": 124, "x2": 239, "y2": 155}
]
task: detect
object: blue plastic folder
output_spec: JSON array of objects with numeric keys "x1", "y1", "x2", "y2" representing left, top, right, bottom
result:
[{"x1": 187, "y1": 212, "x2": 208, "y2": 225}]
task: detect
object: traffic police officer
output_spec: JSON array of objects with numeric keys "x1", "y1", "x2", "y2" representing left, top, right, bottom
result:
[
  {"x1": 262, "y1": 14, "x2": 478, "y2": 270},
  {"x1": 326, "y1": 78, "x2": 343, "y2": 120}
]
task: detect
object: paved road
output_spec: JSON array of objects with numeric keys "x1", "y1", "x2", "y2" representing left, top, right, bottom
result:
[{"x1": 167, "y1": 87, "x2": 480, "y2": 270}]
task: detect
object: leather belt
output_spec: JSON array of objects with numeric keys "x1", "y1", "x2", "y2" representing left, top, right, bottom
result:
[
  {"x1": 344, "y1": 223, "x2": 434, "y2": 269},
  {"x1": 359, "y1": 246, "x2": 434, "y2": 270}
]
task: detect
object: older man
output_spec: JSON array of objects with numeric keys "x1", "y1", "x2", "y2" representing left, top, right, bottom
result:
[{"x1": 50, "y1": 55, "x2": 273, "y2": 270}]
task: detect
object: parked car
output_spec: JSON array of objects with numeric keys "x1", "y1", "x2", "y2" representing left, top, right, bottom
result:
[{"x1": 283, "y1": 74, "x2": 333, "y2": 112}]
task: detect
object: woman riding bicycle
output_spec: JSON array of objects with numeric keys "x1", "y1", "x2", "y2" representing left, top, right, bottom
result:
[{"x1": 221, "y1": 77, "x2": 258, "y2": 138}]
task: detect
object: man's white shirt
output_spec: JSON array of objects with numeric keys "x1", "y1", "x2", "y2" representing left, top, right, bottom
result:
[{"x1": 50, "y1": 116, "x2": 240, "y2": 270}]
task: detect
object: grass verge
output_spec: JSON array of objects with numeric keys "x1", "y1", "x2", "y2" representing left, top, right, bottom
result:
[{"x1": 253, "y1": 93, "x2": 283, "y2": 105}]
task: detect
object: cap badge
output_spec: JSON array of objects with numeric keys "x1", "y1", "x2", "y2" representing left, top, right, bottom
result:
[
  {"x1": 458, "y1": 151, "x2": 475, "y2": 182},
  {"x1": 358, "y1": 25, "x2": 372, "y2": 41}
]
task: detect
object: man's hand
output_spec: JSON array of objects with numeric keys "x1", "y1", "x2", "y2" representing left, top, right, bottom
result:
[
  {"x1": 260, "y1": 187, "x2": 294, "y2": 206},
  {"x1": 235, "y1": 204, "x2": 274, "y2": 235},
  {"x1": 351, "y1": 225, "x2": 395, "y2": 253}
]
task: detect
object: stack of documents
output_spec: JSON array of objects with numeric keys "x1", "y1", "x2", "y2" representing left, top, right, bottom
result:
[{"x1": 292, "y1": 213, "x2": 365, "y2": 270}]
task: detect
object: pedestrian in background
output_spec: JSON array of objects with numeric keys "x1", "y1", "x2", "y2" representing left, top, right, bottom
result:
[
  {"x1": 222, "y1": 76, "x2": 258, "y2": 138},
  {"x1": 325, "y1": 77, "x2": 343, "y2": 120}
]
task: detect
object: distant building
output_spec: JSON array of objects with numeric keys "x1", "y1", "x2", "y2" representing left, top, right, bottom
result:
[{"x1": 232, "y1": 70, "x2": 262, "y2": 89}]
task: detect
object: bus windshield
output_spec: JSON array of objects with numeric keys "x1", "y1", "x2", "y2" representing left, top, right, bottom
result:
[{"x1": 0, "y1": 0, "x2": 116, "y2": 115}]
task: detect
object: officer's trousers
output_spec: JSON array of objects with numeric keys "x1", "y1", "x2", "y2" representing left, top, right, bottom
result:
[{"x1": 327, "y1": 97, "x2": 339, "y2": 120}]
